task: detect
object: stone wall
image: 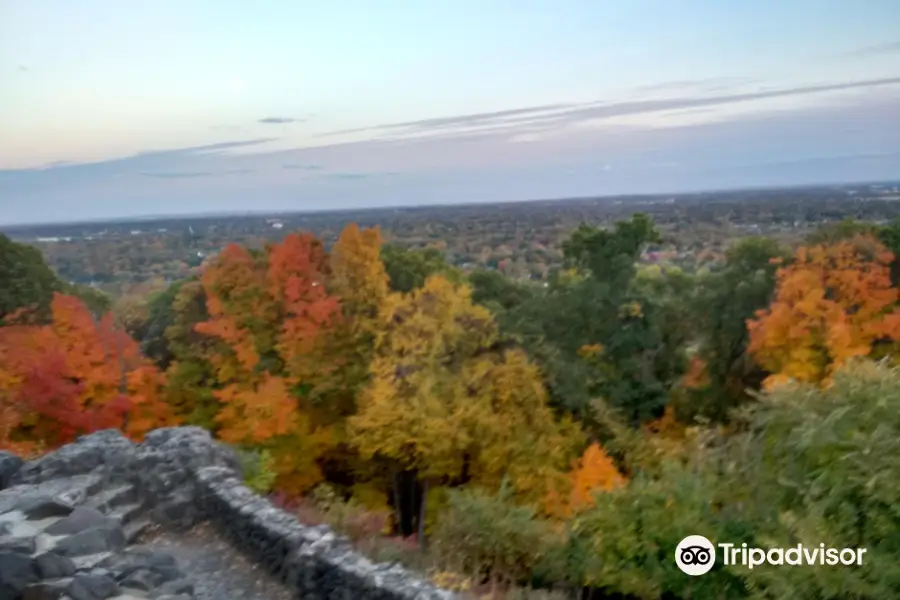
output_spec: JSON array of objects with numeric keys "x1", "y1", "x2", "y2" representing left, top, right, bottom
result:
[
  {"x1": 0, "y1": 427, "x2": 456, "y2": 600},
  {"x1": 195, "y1": 467, "x2": 455, "y2": 600}
]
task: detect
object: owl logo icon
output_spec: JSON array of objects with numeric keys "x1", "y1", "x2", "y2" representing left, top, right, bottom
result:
[{"x1": 676, "y1": 535, "x2": 716, "y2": 576}]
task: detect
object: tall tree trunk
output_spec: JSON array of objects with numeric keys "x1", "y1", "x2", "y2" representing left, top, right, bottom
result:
[
  {"x1": 417, "y1": 478, "x2": 429, "y2": 549},
  {"x1": 391, "y1": 466, "x2": 403, "y2": 535}
]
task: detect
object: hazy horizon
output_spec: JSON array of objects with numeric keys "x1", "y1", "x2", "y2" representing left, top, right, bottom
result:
[
  {"x1": 4, "y1": 177, "x2": 899, "y2": 230},
  {"x1": 3, "y1": 1, "x2": 899, "y2": 225}
]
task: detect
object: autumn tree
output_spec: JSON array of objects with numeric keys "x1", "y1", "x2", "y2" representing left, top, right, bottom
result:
[
  {"x1": 0, "y1": 293, "x2": 174, "y2": 451},
  {"x1": 544, "y1": 441, "x2": 626, "y2": 519},
  {"x1": 748, "y1": 235, "x2": 900, "y2": 389},
  {"x1": 312, "y1": 224, "x2": 389, "y2": 418},
  {"x1": 192, "y1": 233, "x2": 341, "y2": 495},
  {"x1": 349, "y1": 275, "x2": 579, "y2": 541}
]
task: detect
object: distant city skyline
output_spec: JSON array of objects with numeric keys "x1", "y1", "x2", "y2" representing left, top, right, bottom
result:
[{"x1": 2, "y1": 1, "x2": 899, "y2": 225}]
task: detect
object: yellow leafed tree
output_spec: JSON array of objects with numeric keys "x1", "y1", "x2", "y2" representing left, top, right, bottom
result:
[{"x1": 349, "y1": 275, "x2": 580, "y2": 535}]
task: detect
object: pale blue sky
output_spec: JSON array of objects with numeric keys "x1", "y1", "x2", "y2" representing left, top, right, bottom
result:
[{"x1": 2, "y1": 0, "x2": 899, "y2": 224}]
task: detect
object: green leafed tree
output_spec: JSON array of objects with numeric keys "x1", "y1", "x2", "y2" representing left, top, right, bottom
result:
[
  {"x1": 380, "y1": 244, "x2": 463, "y2": 293},
  {"x1": 0, "y1": 234, "x2": 63, "y2": 324},
  {"x1": 497, "y1": 214, "x2": 685, "y2": 427},
  {"x1": 682, "y1": 236, "x2": 789, "y2": 422}
]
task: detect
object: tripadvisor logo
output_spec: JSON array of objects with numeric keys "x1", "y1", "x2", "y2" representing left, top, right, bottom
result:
[
  {"x1": 675, "y1": 535, "x2": 868, "y2": 575},
  {"x1": 676, "y1": 535, "x2": 716, "y2": 576}
]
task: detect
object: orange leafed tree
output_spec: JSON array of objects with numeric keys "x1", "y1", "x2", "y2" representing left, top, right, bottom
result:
[
  {"x1": 195, "y1": 243, "x2": 272, "y2": 381},
  {"x1": 747, "y1": 235, "x2": 900, "y2": 389},
  {"x1": 193, "y1": 233, "x2": 342, "y2": 494},
  {"x1": 544, "y1": 441, "x2": 625, "y2": 519},
  {"x1": 0, "y1": 293, "x2": 174, "y2": 452}
]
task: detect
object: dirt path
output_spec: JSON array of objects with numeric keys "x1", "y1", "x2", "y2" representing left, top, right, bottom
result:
[{"x1": 141, "y1": 521, "x2": 297, "y2": 600}]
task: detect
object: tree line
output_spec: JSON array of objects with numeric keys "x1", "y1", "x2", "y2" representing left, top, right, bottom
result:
[{"x1": 2, "y1": 214, "x2": 900, "y2": 599}]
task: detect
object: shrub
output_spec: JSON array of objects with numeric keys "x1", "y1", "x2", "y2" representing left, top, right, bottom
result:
[
  {"x1": 562, "y1": 359, "x2": 900, "y2": 600},
  {"x1": 430, "y1": 479, "x2": 564, "y2": 589},
  {"x1": 233, "y1": 446, "x2": 277, "y2": 494},
  {"x1": 309, "y1": 483, "x2": 392, "y2": 542}
]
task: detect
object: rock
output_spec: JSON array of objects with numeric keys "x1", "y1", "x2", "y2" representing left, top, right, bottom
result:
[
  {"x1": 21, "y1": 577, "x2": 72, "y2": 600},
  {"x1": 2, "y1": 426, "x2": 457, "y2": 600},
  {"x1": 14, "y1": 431, "x2": 136, "y2": 486},
  {"x1": 34, "y1": 552, "x2": 76, "y2": 579},
  {"x1": 150, "y1": 493, "x2": 197, "y2": 531},
  {"x1": 0, "y1": 534, "x2": 36, "y2": 554},
  {"x1": 0, "y1": 452, "x2": 23, "y2": 490},
  {"x1": 46, "y1": 508, "x2": 115, "y2": 536},
  {"x1": 67, "y1": 573, "x2": 119, "y2": 600},
  {"x1": 53, "y1": 526, "x2": 126, "y2": 558},
  {"x1": 117, "y1": 567, "x2": 163, "y2": 591},
  {"x1": 0, "y1": 550, "x2": 39, "y2": 593},
  {"x1": 0, "y1": 473, "x2": 105, "y2": 515},
  {"x1": 153, "y1": 577, "x2": 193, "y2": 596},
  {"x1": 17, "y1": 497, "x2": 76, "y2": 520}
]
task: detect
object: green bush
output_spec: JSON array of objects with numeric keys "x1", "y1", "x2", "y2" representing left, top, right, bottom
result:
[
  {"x1": 234, "y1": 446, "x2": 277, "y2": 494},
  {"x1": 564, "y1": 359, "x2": 900, "y2": 600},
  {"x1": 309, "y1": 483, "x2": 391, "y2": 542},
  {"x1": 429, "y1": 479, "x2": 564, "y2": 589}
]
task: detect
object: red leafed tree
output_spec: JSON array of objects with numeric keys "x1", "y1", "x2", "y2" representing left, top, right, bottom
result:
[
  {"x1": 267, "y1": 233, "x2": 341, "y2": 381},
  {"x1": 0, "y1": 293, "x2": 175, "y2": 451},
  {"x1": 193, "y1": 233, "x2": 343, "y2": 494}
]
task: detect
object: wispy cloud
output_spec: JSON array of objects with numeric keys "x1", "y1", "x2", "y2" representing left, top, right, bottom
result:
[
  {"x1": 328, "y1": 172, "x2": 370, "y2": 180},
  {"x1": 132, "y1": 138, "x2": 279, "y2": 159},
  {"x1": 318, "y1": 103, "x2": 576, "y2": 137},
  {"x1": 140, "y1": 169, "x2": 254, "y2": 179},
  {"x1": 18, "y1": 65, "x2": 28, "y2": 72},
  {"x1": 322, "y1": 171, "x2": 398, "y2": 181},
  {"x1": 633, "y1": 77, "x2": 756, "y2": 94},
  {"x1": 259, "y1": 117, "x2": 300, "y2": 124},
  {"x1": 140, "y1": 171, "x2": 212, "y2": 179},
  {"x1": 844, "y1": 40, "x2": 900, "y2": 59},
  {"x1": 320, "y1": 76, "x2": 900, "y2": 141},
  {"x1": 283, "y1": 163, "x2": 324, "y2": 170},
  {"x1": 2, "y1": 91, "x2": 898, "y2": 226}
]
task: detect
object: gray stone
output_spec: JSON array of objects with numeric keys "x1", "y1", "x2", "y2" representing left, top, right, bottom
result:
[
  {"x1": 153, "y1": 577, "x2": 193, "y2": 596},
  {"x1": 34, "y1": 552, "x2": 76, "y2": 579},
  {"x1": 17, "y1": 496, "x2": 76, "y2": 520},
  {"x1": 0, "y1": 534, "x2": 36, "y2": 554},
  {"x1": 2, "y1": 426, "x2": 457, "y2": 600},
  {"x1": 54, "y1": 526, "x2": 126, "y2": 557},
  {"x1": 67, "y1": 573, "x2": 119, "y2": 600},
  {"x1": 118, "y1": 567, "x2": 162, "y2": 591},
  {"x1": 21, "y1": 577, "x2": 73, "y2": 600},
  {"x1": 46, "y1": 507, "x2": 116, "y2": 536},
  {"x1": 0, "y1": 550, "x2": 39, "y2": 593},
  {"x1": 0, "y1": 451, "x2": 22, "y2": 490},
  {"x1": 14, "y1": 430, "x2": 136, "y2": 486}
]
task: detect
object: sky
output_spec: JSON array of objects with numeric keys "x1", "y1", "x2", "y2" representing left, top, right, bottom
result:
[{"x1": 2, "y1": 1, "x2": 900, "y2": 225}]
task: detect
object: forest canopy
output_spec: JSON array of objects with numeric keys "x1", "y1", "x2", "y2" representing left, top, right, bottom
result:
[{"x1": 3, "y1": 214, "x2": 900, "y2": 600}]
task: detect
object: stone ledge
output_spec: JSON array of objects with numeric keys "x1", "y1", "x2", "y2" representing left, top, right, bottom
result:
[
  {"x1": 196, "y1": 467, "x2": 457, "y2": 600},
  {"x1": 1, "y1": 428, "x2": 457, "y2": 600}
]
